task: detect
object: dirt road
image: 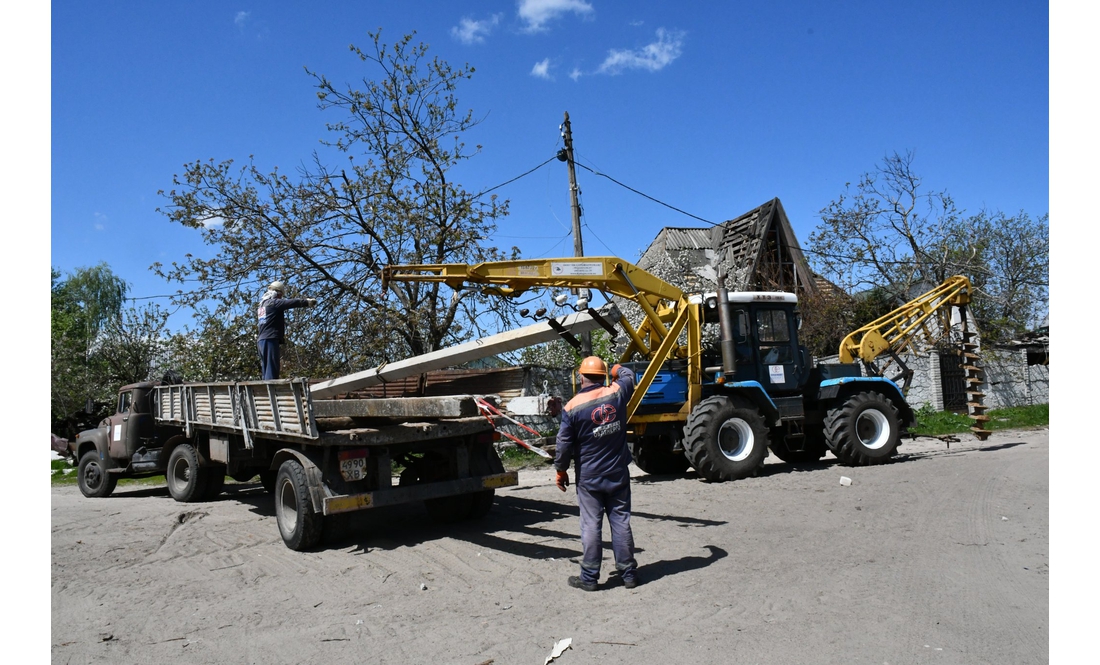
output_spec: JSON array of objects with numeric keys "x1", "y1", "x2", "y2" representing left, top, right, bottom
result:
[{"x1": 51, "y1": 428, "x2": 1048, "y2": 665}]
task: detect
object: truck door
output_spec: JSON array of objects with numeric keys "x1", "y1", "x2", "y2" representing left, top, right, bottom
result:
[
  {"x1": 754, "y1": 307, "x2": 801, "y2": 392},
  {"x1": 106, "y1": 391, "x2": 133, "y2": 459}
]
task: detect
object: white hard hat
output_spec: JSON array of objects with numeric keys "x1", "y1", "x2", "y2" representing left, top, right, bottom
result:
[{"x1": 269, "y1": 281, "x2": 285, "y2": 293}]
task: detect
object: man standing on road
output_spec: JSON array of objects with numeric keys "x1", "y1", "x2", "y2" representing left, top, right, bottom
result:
[
  {"x1": 257, "y1": 280, "x2": 316, "y2": 380},
  {"x1": 555, "y1": 356, "x2": 639, "y2": 591}
]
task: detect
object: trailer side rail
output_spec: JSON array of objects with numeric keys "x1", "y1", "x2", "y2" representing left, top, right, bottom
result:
[{"x1": 153, "y1": 379, "x2": 320, "y2": 444}]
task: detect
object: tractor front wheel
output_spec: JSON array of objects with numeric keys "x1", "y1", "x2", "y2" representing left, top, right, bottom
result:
[{"x1": 824, "y1": 391, "x2": 902, "y2": 466}]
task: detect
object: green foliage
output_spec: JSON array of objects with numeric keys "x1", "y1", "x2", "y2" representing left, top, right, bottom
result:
[
  {"x1": 808, "y1": 151, "x2": 1048, "y2": 344},
  {"x1": 155, "y1": 30, "x2": 518, "y2": 375},
  {"x1": 910, "y1": 403, "x2": 1049, "y2": 436}
]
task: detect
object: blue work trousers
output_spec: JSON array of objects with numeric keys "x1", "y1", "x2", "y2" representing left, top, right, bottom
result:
[
  {"x1": 258, "y1": 339, "x2": 281, "y2": 380},
  {"x1": 576, "y1": 482, "x2": 636, "y2": 585}
]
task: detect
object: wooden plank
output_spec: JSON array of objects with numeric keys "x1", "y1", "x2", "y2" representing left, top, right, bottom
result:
[
  {"x1": 312, "y1": 396, "x2": 481, "y2": 419},
  {"x1": 310, "y1": 308, "x2": 614, "y2": 399}
]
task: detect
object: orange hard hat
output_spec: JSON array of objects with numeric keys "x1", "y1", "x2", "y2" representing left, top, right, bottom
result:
[{"x1": 579, "y1": 356, "x2": 608, "y2": 377}]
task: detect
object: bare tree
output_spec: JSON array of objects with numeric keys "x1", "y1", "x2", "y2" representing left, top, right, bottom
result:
[
  {"x1": 155, "y1": 32, "x2": 517, "y2": 377},
  {"x1": 809, "y1": 152, "x2": 1048, "y2": 342}
]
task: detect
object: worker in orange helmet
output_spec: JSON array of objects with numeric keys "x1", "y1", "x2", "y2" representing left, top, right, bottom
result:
[{"x1": 554, "y1": 355, "x2": 639, "y2": 591}]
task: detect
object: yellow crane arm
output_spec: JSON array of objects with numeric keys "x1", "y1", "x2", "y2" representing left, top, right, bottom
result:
[
  {"x1": 382, "y1": 257, "x2": 684, "y2": 305},
  {"x1": 838, "y1": 275, "x2": 973, "y2": 364}
]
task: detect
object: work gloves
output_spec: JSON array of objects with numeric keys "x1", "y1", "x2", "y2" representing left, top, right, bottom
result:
[
  {"x1": 611, "y1": 364, "x2": 622, "y2": 380},
  {"x1": 555, "y1": 469, "x2": 570, "y2": 492}
]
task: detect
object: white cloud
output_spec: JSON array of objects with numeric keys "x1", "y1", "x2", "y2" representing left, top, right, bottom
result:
[
  {"x1": 93, "y1": 212, "x2": 107, "y2": 231},
  {"x1": 200, "y1": 215, "x2": 225, "y2": 229},
  {"x1": 518, "y1": 0, "x2": 594, "y2": 33},
  {"x1": 234, "y1": 11, "x2": 250, "y2": 30},
  {"x1": 569, "y1": 68, "x2": 583, "y2": 82},
  {"x1": 451, "y1": 14, "x2": 502, "y2": 44},
  {"x1": 597, "y1": 28, "x2": 685, "y2": 75},
  {"x1": 531, "y1": 58, "x2": 552, "y2": 79}
]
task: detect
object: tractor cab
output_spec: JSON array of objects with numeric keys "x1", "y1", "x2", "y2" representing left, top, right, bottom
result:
[{"x1": 693, "y1": 290, "x2": 809, "y2": 394}]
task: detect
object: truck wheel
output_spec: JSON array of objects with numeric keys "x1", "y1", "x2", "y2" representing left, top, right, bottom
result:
[
  {"x1": 468, "y1": 443, "x2": 505, "y2": 520},
  {"x1": 426, "y1": 495, "x2": 475, "y2": 523},
  {"x1": 259, "y1": 470, "x2": 277, "y2": 493},
  {"x1": 683, "y1": 396, "x2": 769, "y2": 482},
  {"x1": 274, "y1": 459, "x2": 323, "y2": 551},
  {"x1": 769, "y1": 430, "x2": 827, "y2": 464},
  {"x1": 631, "y1": 436, "x2": 690, "y2": 475},
  {"x1": 77, "y1": 451, "x2": 117, "y2": 498},
  {"x1": 824, "y1": 391, "x2": 901, "y2": 466},
  {"x1": 202, "y1": 468, "x2": 226, "y2": 500},
  {"x1": 166, "y1": 444, "x2": 207, "y2": 502}
]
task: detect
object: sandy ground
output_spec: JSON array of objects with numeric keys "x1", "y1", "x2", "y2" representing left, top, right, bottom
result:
[{"x1": 51, "y1": 428, "x2": 1048, "y2": 665}]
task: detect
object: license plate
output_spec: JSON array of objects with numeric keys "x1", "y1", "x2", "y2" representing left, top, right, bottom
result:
[{"x1": 338, "y1": 449, "x2": 368, "y2": 482}]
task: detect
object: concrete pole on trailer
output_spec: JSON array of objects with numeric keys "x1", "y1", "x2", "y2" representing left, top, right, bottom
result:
[{"x1": 309, "y1": 309, "x2": 613, "y2": 399}]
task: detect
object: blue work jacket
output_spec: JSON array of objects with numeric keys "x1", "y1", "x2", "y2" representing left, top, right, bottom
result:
[{"x1": 554, "y1": 366, "x2": 636, "y2": 492}]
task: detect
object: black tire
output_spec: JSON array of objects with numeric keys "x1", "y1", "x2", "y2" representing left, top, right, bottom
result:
[
  {"x1": 259, "y1": 470, "x2": 277, "y2": 494},
  {"x1": 274, "y1": 459, "x2": 323, "y2": 551},
  {"x1": 769, "y1": 429, "x2": 827, "y2": 464},
  {"x1": 631, "y1": 436, "x2": 690, "y2": 475},
  {"x1": 823, "y1": 391, "x2": 902, "y2": 466},
  {"x1": 77, "y1": 451, "x2": 117, "y2": 498},
  {"x1": 426, "y1": 494, "x2": 475, "y2": 523},
  {"x1": 682, "y1": 396, "x2": 769, "y2": 482},
  {"x1": 166, "y1": 444, "x2": 207, "y2": 502},
  {"x1": 202, "y1": 467, "x2": 226, "y2": 500},
  {"x1": 468, "y1": 443, "x2": 505, "y2": 520}
]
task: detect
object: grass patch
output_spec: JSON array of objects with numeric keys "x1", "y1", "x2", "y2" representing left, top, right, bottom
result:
[
  {"x1": 498, "y1": 445, "x2": 554, "y2": 470},
  {"x1": 910, "y1": 403, "x2": 1049, "y2": 436}
]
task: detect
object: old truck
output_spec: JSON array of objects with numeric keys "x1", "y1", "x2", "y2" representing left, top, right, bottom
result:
[
  {"x1": 65, "y1": 379, "x2": 517, "y2": 550},
  {"x1": 383, "y1": 257, "x2": 989, "y2": 482}
]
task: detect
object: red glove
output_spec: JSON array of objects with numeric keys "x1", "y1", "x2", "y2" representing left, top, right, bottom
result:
[
  {"x1": 555, "y1": 469, "x2": 570, "y2": 492},
  {"x1": 611, "y1": 364, "x2": 622, "y2": 380}
]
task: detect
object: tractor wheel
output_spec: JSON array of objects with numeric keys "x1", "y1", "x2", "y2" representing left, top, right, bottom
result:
[
  {"x1": 274, "y1": 459, "x2": 323, "y2": 551},
  {"x1": 823, "y1": 391, "x2": 902, "y2": 466},
  {"x1": 166, "y1": 444, "x2": 207, "y2": 502},
  {"x1": 769, "y1": 429, "x2": 827, "y2": 464},
  {"x1": 682, "y1": 396, "x2": 769, "y2": 482},
  {"x1": 630, "y1": 436, "x2": 690, "y2": 475},
  {"x1": 77, "y1": 451, "x2": 117, "y2": 498}
]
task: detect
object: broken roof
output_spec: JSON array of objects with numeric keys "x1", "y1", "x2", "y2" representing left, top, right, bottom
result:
[{"x1": 637, "y1": 197, "x2": 818, "y2": 295}]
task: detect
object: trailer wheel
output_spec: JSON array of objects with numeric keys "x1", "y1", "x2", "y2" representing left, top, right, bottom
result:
[
  {"x1": 426, "y1": 495, "x2": 475, "y2": 523},
  {"x1": 631, "y1": 435, "x2": 690, "y2": 475},
  {"x1": 166, "y1": 444, "x2": 207, "y2": 502},
  {"x1": 274, "y1": 459, "x2": 323, "y2": 551},
  {"x1": 824, "y1": 391, "x2": 901, "y2": 466},
  {"x1": 77, "y1": 451, "x2": 117, "y2": 498},
  {"x1": 683, "y1": 396, "x2": 769, "y2": 482}
]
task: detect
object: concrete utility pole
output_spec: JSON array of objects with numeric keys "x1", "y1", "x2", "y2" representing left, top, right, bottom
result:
[{"x1": 560, "y1": 111, "x2": 593, "y2": 355}]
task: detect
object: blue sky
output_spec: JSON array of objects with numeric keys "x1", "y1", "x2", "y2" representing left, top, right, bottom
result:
[{"x1": 48, "y1": 1, "x2": 1050, "y2": 328}]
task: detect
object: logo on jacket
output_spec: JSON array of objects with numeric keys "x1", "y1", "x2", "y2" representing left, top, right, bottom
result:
[{"x1": 591, "y1": 403, "x2": 617, "y2": 426}]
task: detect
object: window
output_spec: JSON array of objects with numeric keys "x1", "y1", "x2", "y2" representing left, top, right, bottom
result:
[
  {"x1": 756, "y1": 309, "x2": 790, "y2": 343},
  {"x1": 117, "y1": 392, "x2": 132, "y2": 415}
]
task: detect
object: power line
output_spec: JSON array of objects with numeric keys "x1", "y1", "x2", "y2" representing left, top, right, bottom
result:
[
  {"x1": 573, "y1": 162, "x2": 717, "y2": 225},
  {"x1": 475, "y1": 155, "x2": 559, "y2": 198}
]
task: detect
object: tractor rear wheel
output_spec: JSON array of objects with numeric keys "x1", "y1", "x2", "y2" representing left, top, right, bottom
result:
[
  {"x1": 683, "y1": 396, "x2": 769, "y2": 482},
  {"x1": 824, "y1": 391, "x2": 901, "y2": 466},
  {"x1": 630, "y1": 435, "x2": 690, "y2": 475}
]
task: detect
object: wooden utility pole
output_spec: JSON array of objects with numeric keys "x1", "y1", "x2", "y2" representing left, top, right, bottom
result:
[{"x1": 560, "y1": 111, "x2": 592, "y2": 355}]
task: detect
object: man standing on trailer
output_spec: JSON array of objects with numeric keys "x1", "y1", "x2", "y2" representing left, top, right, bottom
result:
[
  {"x1": 555, "y1": 356, "x2": 639, "y2": 591},
  {"x1": 257, "y1": 280, "x2": 316, "y2": 380}
]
